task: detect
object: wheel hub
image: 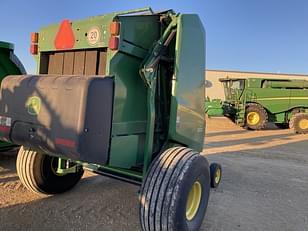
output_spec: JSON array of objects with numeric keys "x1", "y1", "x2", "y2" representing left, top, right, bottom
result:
[
  {"x1": 247, "y1": 112, "x2": 260, "y2": 125},
  {"x1": 299, "y1": 119, "x2": 308, "y2": 130},
  {"x1": 186, "y1": 181, "x2": 202, "y2": 221},
  {"x1": 51, "y1": 157, "x2": 66, "y2": 176},
  {"x1": 215, "y1": 168, "x2": 221, "y2": 184}
]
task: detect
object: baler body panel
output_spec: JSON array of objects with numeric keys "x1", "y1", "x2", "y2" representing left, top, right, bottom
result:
[
  {"x1": 0, "y1": 75, "x2": 113, "y2": 165},
  {"x1": 38, "y1": 15, "x2": 115, "y2": 52},
  {"x1": 107, "y1": 14, "x2": 161, "y2": 169},
  {"x1": 168, "y1": 14, "x2": 205, "y2": 151},
  {"x1": 34, "y1": 13, "x2": 163, "y2": 170}
]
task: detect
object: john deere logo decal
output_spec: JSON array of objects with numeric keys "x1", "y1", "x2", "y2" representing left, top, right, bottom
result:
[{"x1": 26, "y1": 96, "x2": 41, "y2": 115}]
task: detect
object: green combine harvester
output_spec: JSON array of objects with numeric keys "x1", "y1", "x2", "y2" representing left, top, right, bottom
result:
[
  {"x1": 207, "y1": 77, "x2": 308, "y2": 133},
  {"x1": 0, "y1": 41, "x2": 25, "y2": 151},
  {"x1": 0, "y1": 8, "x2": 221, "y2": 231}
]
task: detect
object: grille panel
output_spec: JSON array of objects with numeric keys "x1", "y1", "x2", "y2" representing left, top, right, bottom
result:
[{"x1": 40, "y1": 49, "x2": 107, "y2": 76}]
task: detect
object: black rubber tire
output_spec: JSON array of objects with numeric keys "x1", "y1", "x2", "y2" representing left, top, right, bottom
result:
[
  {"x1": 245, "y1": 103, "x2": 268, "y2": 130},
  {"x1": 290, "y1": 113, "x2": 308, "y2": 134},
  {"x1": 275, "y1": 123, "x2": 289, "y2": 129},
  {"x1": 16, "y1": 146, "x2": 84, "y2": 195},
  {"x1": 139, "y1": 147, "x2": 211, "y2": 231},
  {"x1": 210, "y1": 163, "x2": 222, "y2": 188},
  {"x1": 289, "y1": 114, "x2": 296, "y2": 130}
]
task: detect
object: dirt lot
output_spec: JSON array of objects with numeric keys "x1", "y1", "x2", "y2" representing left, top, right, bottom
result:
[{"x1": 0, "y1": 117, "x2": 308, "y2": 231}]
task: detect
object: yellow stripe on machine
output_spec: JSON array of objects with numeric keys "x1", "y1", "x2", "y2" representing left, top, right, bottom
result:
[{"x1": 257, "y1": 97, "x2": 308, "y2": 101}]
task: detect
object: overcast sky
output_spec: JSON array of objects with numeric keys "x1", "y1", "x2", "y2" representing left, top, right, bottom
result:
[{"x1": 1, "y1": 0, "x2": 308, "y2": 74}]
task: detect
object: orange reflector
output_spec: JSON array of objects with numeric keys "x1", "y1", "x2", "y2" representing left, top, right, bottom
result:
[
  {"x1": 31, "y1": 32, "x2": 39, "y2": 43},
  {"x1": 110, "y1": 22, "x2": 120, "y2": 36},
  {"x1": 108, "y1": 36, "x2": 119, "y2": 50},
  {"x1": 30, "y1": 44, "x2": 38, "y2": 55}
]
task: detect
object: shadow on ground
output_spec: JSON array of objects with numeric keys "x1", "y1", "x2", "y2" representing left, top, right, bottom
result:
[
  {"x1": 205, "y1": 133, "x2": 296, "y2": 148},
  {"x1": 202, "y1": 138, "x2": 308, "y2": 231},
  {"x1": 0, "y1": 169, "x2": 141, "y2": 231}
]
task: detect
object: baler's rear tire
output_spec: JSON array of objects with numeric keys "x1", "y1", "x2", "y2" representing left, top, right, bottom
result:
[
  {"x1": 16, "y1": 146, "x2": 84, "y2": 195},
  {"x1": 290, "y1": 113, "x2": 308, "y2": 134},
  {"x1": 245, "y1": 103, "x2": 268, "y2": 130},
  {"x1": 139, "y1": 147, "x2": 211, "y2": 231}
]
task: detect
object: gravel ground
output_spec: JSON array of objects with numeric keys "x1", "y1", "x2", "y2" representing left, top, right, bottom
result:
[{"x1": 0, "y1": 117, "x2": 308, "y2": 231}]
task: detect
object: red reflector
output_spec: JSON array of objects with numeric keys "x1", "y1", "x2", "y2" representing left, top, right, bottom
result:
[
  {"x1": 31, "y1": 32, "x2": 39, "y2": 43},
  {"x1": 110, "y1": 22, "x2": 120, "y2": 36},
  {"x1": 54, "y1": 19, "x2": 75, "y2": 50},
  {"x1": 108, "y1": 36, "x2": 119, "y2": 50},
  {"x1": 55, "y1": 138, "x2": 76, "y2": 148},
  {"x1": 30, "y1": 44, "x2": 38, "y2": 55},
  {"x1": 0, "y1": 126, "x2": 10, "y2": 133}
]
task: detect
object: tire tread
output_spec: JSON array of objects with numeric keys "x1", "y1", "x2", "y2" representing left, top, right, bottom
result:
[
  {"x1": 16, "y1": 146, "x2": 83, "y2": 195},
  {"x1": 245, "y1": 103, "x2": 268, "y2": 130},
  {"x1": 139, "y1": 147, "x2": 209, "y2": 231}
]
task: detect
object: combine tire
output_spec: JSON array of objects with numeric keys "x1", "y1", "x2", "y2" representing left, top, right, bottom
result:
[
  {"x1": 139, "y1": 147, "x2": 211, "y2": 231},
  {"x1": 290, "y1": 113, "x2": 308, "y2": 134},
  {"x1": 16, "y1": 146, "x2": 84, "y2": 195},
  {"x1": 245, "y1": 103, "x2": 268, "y2": 130}
]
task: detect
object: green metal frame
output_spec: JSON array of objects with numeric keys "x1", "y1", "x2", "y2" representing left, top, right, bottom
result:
[
  {"x1": 54, "y1": 13, "x2": 179, "y2": 182},
  {"x1": 56, "y1": 158, "x2": 78, "y2": 174},
  {"x1": 139, "y1": 13, "x2": 178, "y2": 174},
  {"x1": 26, "y1": 9, "x2": 206, "y2": 184}
]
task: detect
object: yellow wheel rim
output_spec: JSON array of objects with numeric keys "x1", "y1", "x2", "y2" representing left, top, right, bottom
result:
[
  {"x1": 186, "y1": 181, "x2": 202, "y2": 221},
  {"x1": 247, "y1": 112, "x2": 260, "y2": 125},
  {"x1": 215, "y1": 168, "x2": 221, "y2": 184},
  {"x1": 299, "y1": 119, "x2": 308, "y2": 130}
]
